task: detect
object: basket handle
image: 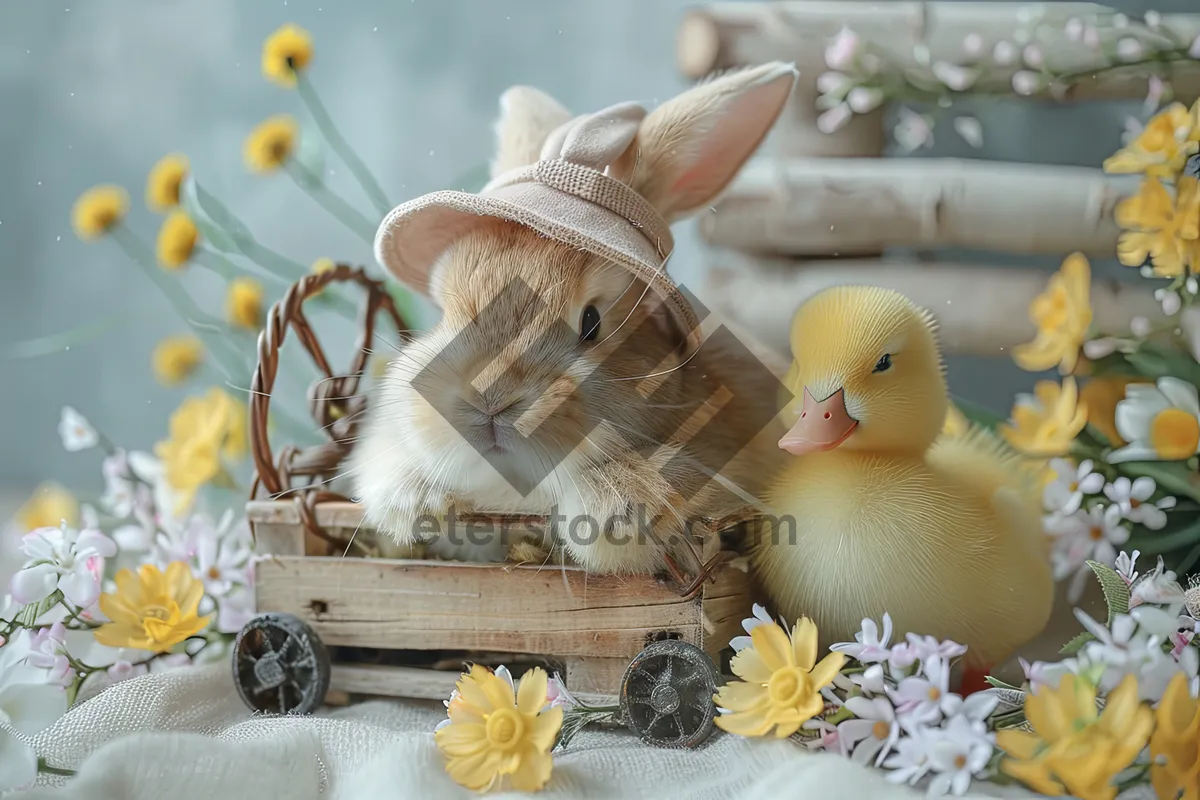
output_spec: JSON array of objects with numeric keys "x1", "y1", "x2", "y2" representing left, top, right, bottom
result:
[{"x1": 249, "y1": 264, "x2": 408, "y2": 499}]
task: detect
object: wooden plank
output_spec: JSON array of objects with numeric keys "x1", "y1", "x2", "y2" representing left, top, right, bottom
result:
[
  {"x1": 329, "y1": 663, "x2": 459, "y2": 701},
  {"x1": 565, "y1": 656, "x2": 629, "y2": 699},
  {"x1": 703, "y1": 158, "x2": 1130, "y2": 258},
  {"x1": 676, "y1": 2, "x2": 1200, "y2": 104},
  {"x1": 704, "y1": 253, "x2": 1160, "y2": 358},
  {"x1": 255, "y1": 556, "x2": 712, "y2": 658}
]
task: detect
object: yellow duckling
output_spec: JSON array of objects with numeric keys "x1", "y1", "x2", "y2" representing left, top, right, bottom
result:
[{"x1": 753, "y1": 285, "x2": 1053, "y2": 689}]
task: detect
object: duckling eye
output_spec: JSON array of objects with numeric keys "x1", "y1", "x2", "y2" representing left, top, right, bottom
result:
[
  {"x1": 580, "y1": 305, "x2": 601, "y2": 342},
  {"x1": 873, "y1": 353, "x2": 892, "y2": 373}
]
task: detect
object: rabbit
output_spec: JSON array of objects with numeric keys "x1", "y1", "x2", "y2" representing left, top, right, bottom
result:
[{"x1": 349, "y1": 62, "x2": 798, "y2": 575}]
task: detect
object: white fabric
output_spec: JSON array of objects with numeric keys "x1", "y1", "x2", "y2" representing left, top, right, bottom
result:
[{"x1": 9, "y1": 659, "x2": 1055, "y2": 800}]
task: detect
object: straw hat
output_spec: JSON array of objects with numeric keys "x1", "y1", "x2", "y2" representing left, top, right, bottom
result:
[{"x1": 373, "y1": 99, "x2": 703, "y2": 352}]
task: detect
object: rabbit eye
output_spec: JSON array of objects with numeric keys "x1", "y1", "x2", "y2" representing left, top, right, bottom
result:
[
  {"x1": 580, "y1": 305, "x2": 601, "y2": 341},
  {"x1": 873, "y1": 353, "x2": 892, "y2": 373}
]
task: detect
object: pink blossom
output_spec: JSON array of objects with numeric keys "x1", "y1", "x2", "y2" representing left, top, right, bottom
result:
[
  {"x1": 27, "y1": 623, "x2": 75, "y2": 687},
  {"x1": 816, "y1": 72, "x2": 852, "y2": 96},
  {"x1": 1117, "y1": 38, "x2": 1144, "y2": 62},
  {"x1": 1083, "y1": 26, "x2": 1102, "y2": 49},
  {"x1": 10, "y1": 524, "x2": 116, "y2": 609},
  {"x1": 962, "y1": 33, "x2": 983, "y2": 57},
  {"x1": 893, "y1": 107, "x2": 934, "y2": 153},
  {"x1": 106, "y1": 660, "x2": 149, "y2": 684},
  {"x1": 1064, "y1": 18, "x2": 1084, "y2": 41},
  {"x1": 1011, "y1": 71, "x2": 1042, "y2": 96},
  {"x1": 931, "y1": 61, "x2": 977, "y2": 91},
  {"x1": 992, "y1": 41, "x2": 1017, "y2": 65},
  {"x1": 825, "y1": 27, "x2": 860, "y2": 71},
  {"x1": 1190, "y1": 36, "x2": 1200, "y2": 59},
  {"x1": 545, "y1": 673, "x2": 580, "y2": 710},
  {"x1": 1023, "y1": 45, "x2": 1043, "y2": 68}
]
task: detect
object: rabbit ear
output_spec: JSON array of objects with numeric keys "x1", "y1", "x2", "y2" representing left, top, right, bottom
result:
[
  {"x1": 630, "y1": 62, "x2": 797, "y2": 221},
  {"x1": 490, "y1": 86, "x2": 573, "y2": 178}
]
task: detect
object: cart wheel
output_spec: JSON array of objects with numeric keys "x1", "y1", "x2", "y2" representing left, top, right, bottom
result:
[
  {"x1": 619, "y1": 639, "x2": 720, "y2": 748},
  {"x1": 233, "y1": 612, "x2": 331, "y2": 715}
]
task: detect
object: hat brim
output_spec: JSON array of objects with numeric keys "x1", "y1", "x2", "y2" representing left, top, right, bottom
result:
[{"x1": 374, "y1": 183, "x2": 702, "y2": 351}]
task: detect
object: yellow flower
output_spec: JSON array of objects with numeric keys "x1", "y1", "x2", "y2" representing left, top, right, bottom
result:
[
  {"x1": 261, "y1": 23, "x2": 313, "y2": 88},
  {"x1": 435, "y1": 665, "x2": 562, "y2": 792},
  {"x1": 14, "y1": 483, "x2": 78, "y2": 532},
  {"x1": 1103, "y1": 101, "x2": 1198, "y2": 178},
  {"x1": 145, "y1": 153, "x2": 189, "y2": 212},
  {"x1": 1079, "y1": 376, "x2": 1146, "y2": 447},
  {"x1": 71, "y1": 185, "x2": 129, "y2": 240},
  {"x1": 997, "y1": 673, "x2": 1153, "y2": 800},
  {"x1": 94, "y1": 562, "x2": 210, "y2": 653},
  {"x1": 712, "y1": 616, "x2": 845, "y2": 738},
  {"x1": 155, "y1": 211, "x2": 200, "y2": 270},
  {"x1": 152, "y1": 335, "x2": 204, "y2": 386},
  {"x1": 1013, "y1": 253, "x2": 1092, "y2": 374},
  {"x1": 154, "y1": 388, "x2": 247, "y2": 514},
  {"x1": 243, "y1": 115, "x2": 297, "y2": 173},
  {"x1": 1115, "y1": 177, "x2": 1200, "y2": 278},
  {"x1": 942, "y1": 404, "x2": 970, "y2": 438},
  {"x1": 226, "y1": 277, "x2": 265, "y2": 329},
  {"x1": 1000, "y1": 377, "x2": 1088, "y2": 457},
  {"x1": 1150, "y1": 672, "x2": 1200, "y2": 800}
]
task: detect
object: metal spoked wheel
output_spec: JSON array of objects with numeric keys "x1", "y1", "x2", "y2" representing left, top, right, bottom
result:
[
  {"x1": 619, "y1": 639, "x2": 721, "y2": 748},
  {"x1": 233, "y1": 612, "x2": 331, "y2": 715}
]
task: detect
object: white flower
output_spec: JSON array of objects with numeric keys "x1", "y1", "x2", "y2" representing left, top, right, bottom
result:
[
  {"x1": 216, "y1": 585, "x2": 256, "y2": 635},
  {"x1": 57, "y1": 406, "x2": 98, "y2": 452},
  {"x1": 1011, "y1": 70, "x2": 1042, "y2": 95},
  {"x1": 1075, "y1": 609, "x2": 1170, "y2": 698},
  {"x1": 1116, "y1": 37, "x2": 1144, "y2": 61},
  {"x1": 1065, "y1": 18, "x2": 1084, "y2": 40},
  {"x1": 931, "y1": 62, "x2": 979, "y2": 91},
  {"x1": 847, "y1": 86, "x2": 884, "y2": 113},
  {"x1": 881, "y1": 721, "x2": 936, "y2": 786},
  {"x1": 1043, "y1": 458, "x2": 1104, "y2": 514},
  {"x1": 850, "y1": 663, "x2": 889, "y2": 695},
  {"x1": 962, "y1": 33, "x2": 983, "y2": 57},
  {"x1": 952, "y1": 116, "x2": 983, "y2": 148},
  {"x1": 903, "y1": 633, "x2": 967, "y2": 663},
  {"x1": 825, "y1": 27, "x2": 860, "y2": 71},
  {"x1": 893, "y1": 107, "x2": 933, "y2": 153},
  {"x1": 838, "y1": 695, "x2": 900, "y2": 767},
  {"x1": 1047, "y1": 504, "x2": 1128, "y2": 600},
  {"x1": 1191, "y1": 35, "x2": 1200, "y2": 59},
  {"x1": 1110, "y1": 377, "x2": 1200, "y2": 463},
  {"x1": 817, "y1": 103, "x2": 853, "y2": 134},
  {"x1": 1115, "y1": 549, "x2": 1141, "y2": 585},
  {"x1": 992, "y1": 40, "x2": 1017, "y2": 64},
  {"x1": 1082, "y1": 336, "x2": 1123, "y2": 359},
  {"x1": 0, "y1": 636, "x2": 69, "y2": 793},
  {"x1": 939, "y1": 690, "x2": 998, "y2": 723},
  {"x1": 1104, "y1": 476, "x2": 1175, "y2": 530},
  {"x1": 1083, "y1": 26, "x2": 1101, "y2": 48},
  {"x1": 831, "y1": 613, "x2": 894, "y2": 663},
  {"x1": 10, "y1": 523, "x2": 117, "y2": 609},
  {"x1": 1019, "y1": 657, "x2": 1076, "y2": 691},
  {"x1": 890, "y1": 656, "x2": 955, "y2": 723},
  {"x1": 25, "y1": 623, "x2": 75, "y2": 688},
  {"x1": 1182, "y1": 307, "x2": 1200, "y2": 364},
  {"x1": 1129, "y1": 556, "x2": 1184, "y2": 609},
  {"x1": 1158, "y1": 287, "x2": 1182, "y2": 315},
  {"x1": 1022, "y1": 44, "x2": 1043, "y2": 68},
  {"x1": 154, "y1": 511, "x2": 252, "y2": 600},
  {"x1": 926, "y1": 715, "x2": 995, "y2": 796},
  {"x1": 730, "y1": 603, "x2": 779, "y2": 652},
  {"x1": 816, "y1": 71, "x2": 852, "y2": 96},
  {"x1": 1131, "y1": 316, "x2": 1152, "y2": 337}
]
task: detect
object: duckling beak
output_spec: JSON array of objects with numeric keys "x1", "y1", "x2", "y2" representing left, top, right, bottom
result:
[{"x1": 778, "y1": 387, "x2": 858, "y2": 455}]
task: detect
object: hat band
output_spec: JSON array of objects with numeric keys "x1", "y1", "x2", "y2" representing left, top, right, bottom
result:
[{"x1": 482, "y1": 159, "x2": 675, "y2": 262}]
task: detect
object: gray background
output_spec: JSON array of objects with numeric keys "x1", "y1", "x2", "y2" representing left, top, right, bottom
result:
[{"x1": 0, "y1": 0, "x2": 1178, "y2": 500}]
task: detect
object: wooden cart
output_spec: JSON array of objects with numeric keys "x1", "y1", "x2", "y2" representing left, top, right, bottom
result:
[{"x1": 231, "y1": 266, "x2": 758, "y2": 748}]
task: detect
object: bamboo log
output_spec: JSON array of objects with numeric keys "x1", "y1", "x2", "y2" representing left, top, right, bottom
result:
[
  {"x1": 703, "y1": 158, "x2": 1134, "y2": 257},
  {"x1": 677, "y1": 2, "x2": 1200, "y2": 102},
  {"x1": 704, "y1": 252, "x2": 1160, "y2": 356}
]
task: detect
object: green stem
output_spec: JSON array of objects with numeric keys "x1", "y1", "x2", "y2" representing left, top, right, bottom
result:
[
  {"x1": 194, "y1": 249, "x2": 290, "y2": 293},
  {"x1": 38, "y1": 760, "x2": 76, "y2": 778},
  {"x1": 296, "y1": 73, "x2": 392, "y2": 216},
  {"x1": 285, "y1": 162, "x2": 378, "y2": 242},
  {"x1": 110, "y1": 226, "x2": 247, "y2": 384},
  {"x1": 0, "y1": 313, "x2": 130, "y2": 361}
]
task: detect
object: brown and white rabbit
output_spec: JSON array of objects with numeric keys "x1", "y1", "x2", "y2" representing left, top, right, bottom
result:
[{"x1": 350, "y1": 63, "x2": 797, "y2": 574}]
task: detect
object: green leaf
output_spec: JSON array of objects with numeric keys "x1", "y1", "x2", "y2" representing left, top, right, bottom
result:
[
  {"x1": 1086, "y1": 559, "x2": 1130, "y2": 623},
  {"x1": 1060, "y1": 631, "x2": 1096, "y2": 656},
  {"x1": 13, "y1": 589, "x2": 64, "y2": 627},
  {"x1": 983, "y1": 676, "x2": 1022, "y2": 692},
  {"x1": 949, "y1": 395, "x2": 1005, "y2": 431},
  {"x1": 1130, "y1": 341, "x2": 1200, "y2": 386},
  {"x1": 179, "y1": 176, "x2": 238, "y2": 253},
  {"x1": 1127, "y1": 516, "x2": 1200, "y2": 556},
  {"x1": 292, "y1": 125, "x2": 327, "y2": 189}
]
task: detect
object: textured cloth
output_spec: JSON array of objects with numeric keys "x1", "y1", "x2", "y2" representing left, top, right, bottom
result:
[{"x1": 13, "y1": 660, "x2": 1048, "y2": 800}]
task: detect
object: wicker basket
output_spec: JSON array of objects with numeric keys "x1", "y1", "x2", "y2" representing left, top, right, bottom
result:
[{"x1": 235, "y1": 265, "x2": 757, "y2": 726}]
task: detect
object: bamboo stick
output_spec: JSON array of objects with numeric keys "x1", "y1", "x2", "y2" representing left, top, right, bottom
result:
[
  {"x1": 703, "y1": 251, "x2": 1161, "y2": 356},
  {"x1": 676, "y1": 2, "x2": 1200, "y2": 102},
  {"x1": 703, "y1": 157, "x2": 1134, "y2": 257}
]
